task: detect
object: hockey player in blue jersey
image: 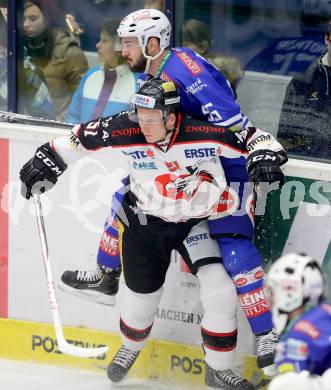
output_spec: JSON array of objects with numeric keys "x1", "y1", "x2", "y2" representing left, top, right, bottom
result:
[
  {"x1": 267, "y1": 253, "x2": 331, "y2": 389},
  {"x1": 59, "y1": 8, "x2": 284, "y2": 369}
]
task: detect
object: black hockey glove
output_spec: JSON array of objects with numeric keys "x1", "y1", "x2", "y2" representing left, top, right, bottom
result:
[
  {"x1": 246, "y1": 150, "x2": 286, "y2": 187},
  {"x1": 20, "y1": 143, "x2": 67, "y2": 199}
]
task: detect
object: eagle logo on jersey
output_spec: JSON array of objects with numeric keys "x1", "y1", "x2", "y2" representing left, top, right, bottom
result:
[{"x1": 155, "y1": 170, "x2": 214, "y2": 200}]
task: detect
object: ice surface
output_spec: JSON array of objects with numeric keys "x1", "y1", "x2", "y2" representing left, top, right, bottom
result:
[{"x1": 0, "y1": 359, "x2": 191, "y2": 390}]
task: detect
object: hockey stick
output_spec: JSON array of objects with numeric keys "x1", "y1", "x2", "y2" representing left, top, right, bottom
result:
[
  {"x1": 33, "y1": 194, "x2": 108, "y2": 358},
  {"x1": 0, "y1": 110, "x2": 73, "y2": 128}
]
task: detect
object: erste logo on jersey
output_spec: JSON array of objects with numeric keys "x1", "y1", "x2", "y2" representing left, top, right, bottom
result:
[
  {"x1": 133, "y1": 161, "x2": 157, "y2": 170},
  {"x1": 184, "y1": 147, "x2": 222, "y2": 158},
  {"x1": 176, "y1": 51, "x2": 202, "y2": 75},
  {"x1": 186, "y1": 232, "x2": 209, "y2": 245},
  {"x1": 122, "y1": 149, "x2": 154, "y2": 160}
]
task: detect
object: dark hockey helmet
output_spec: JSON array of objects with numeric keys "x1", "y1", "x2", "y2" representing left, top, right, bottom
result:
[{"x1": 131, "y1": 78, "x2": 180, "y2": 118}]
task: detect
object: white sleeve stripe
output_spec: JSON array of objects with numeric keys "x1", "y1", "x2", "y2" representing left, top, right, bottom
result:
[
  {"x1": 217, "y1": 113, "x2": 249, "y2": 128},
  {"x1": 219, "y1": 113, "x2": 243, "y2": 126}
]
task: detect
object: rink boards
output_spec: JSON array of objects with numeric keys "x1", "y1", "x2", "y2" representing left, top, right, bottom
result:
[
  {"x1": 0, "y1": 317, "x2": 266, "y2": 386},
  {"x1": 1, "y1": 123, "x2": 331, "y2": 387}
]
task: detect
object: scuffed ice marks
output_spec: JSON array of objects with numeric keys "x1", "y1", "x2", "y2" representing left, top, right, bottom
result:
[{"x1": 0, "y1": 359, "x2": 193, "y2": 390}]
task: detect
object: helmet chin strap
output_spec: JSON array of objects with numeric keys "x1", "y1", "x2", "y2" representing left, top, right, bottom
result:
[
  {"x1": 156, "y1": 128, "x2": 174, "y2": 144},
  {"x1": 156, "y1": 111, "x2": 178, "y2": 143},
  {"x1": 142, "y1": 46, "x2": 165, "y2": 74},
  {"x1": 155, "y1": 116, "x2": 175, "y2": 144}
]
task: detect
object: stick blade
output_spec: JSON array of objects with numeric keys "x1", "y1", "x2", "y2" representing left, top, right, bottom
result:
[{"x1": 58, "y1": 342, "x2": 108, "y2": 358}]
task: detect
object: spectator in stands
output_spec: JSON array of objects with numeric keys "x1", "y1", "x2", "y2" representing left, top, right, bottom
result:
[
  {"x1": 181, "y1": 18, "x2": 243, "y2": 95},
  {"x1": 246, "y1": 0, "x2": 331, "y2": 76},
  {"x1": 66, "y1": 19, "x2": 139, "y2": 124},
  {"x1": 144, "y1": 0, "x2": 165, "y2": 10},
  {"x1": 277, "y1": 19, "x2": 331, "y2": 159},
  {"x1": 23, "y1": 0, "x2": 88, "y2": 121},
  {"x1": 21, "y1": 51, "x2": 54, "y2": 119}
]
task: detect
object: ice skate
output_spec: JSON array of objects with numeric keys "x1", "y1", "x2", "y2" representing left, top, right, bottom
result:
[
  {"x1": 256, "y1": 328, "x2": 278, "y2": 369},
  {"x1": 107, "y1": 345, "x2": 140, "y2": 382},
  {"x1": 205, "y1": 363, "x2": 255, "y2": 389},
  {"x1": 59, "y1": 265, "x2": 121, "y2": 305}
]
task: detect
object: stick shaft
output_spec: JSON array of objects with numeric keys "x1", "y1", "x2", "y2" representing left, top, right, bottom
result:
[{"x1": 33, "y1": 194, "x2": 108, "y2": 358}]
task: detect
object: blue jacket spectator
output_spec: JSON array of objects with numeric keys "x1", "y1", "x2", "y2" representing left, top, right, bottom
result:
[
  {"x1": 66, "y1": 63, "x2": 139, "y2": 124},
  {"x1": 65, "y1": 18, "x2": 139, "y2": 124}
]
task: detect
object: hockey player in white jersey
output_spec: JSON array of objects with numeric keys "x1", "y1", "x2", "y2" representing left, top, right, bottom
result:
[
  {"x1": 60, "y1": 10, "x2": 284, "y2": 371},
  {"x1": 20, "y1": 79, "x2": 286, "y2": 389}
]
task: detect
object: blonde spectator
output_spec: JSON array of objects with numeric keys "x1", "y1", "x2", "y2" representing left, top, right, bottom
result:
[
  {"x1": 66, "y1": 19, "x2": 139, "y2": 124},
  {"x1": 23, "y1": 0, "x2": 88, "y2": 120}
]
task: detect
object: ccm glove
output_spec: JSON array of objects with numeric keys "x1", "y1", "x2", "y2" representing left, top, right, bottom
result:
[
  {"x1": 246, "y1": 150, "x2": 286, "y2": 187},
  {"x1": 20, "y1": 143, "x2": 67, "y2": 199}
]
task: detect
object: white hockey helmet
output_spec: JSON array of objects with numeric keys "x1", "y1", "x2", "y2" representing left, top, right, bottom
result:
[
  {"x1": 266, "y1": 253, "x2": 325, "y2": 334},
  {"x1": 117, "y1": 9, "x2": 171, "y2": 56},
  {"x1": 268, "y1": 370, "x2": 322, "y2": 390}
]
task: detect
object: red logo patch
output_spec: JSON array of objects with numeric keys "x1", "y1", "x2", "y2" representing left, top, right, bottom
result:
[
  {"x1": 254, "y1": 270, "x2": 264, "y2": 280},
  {"x1": 235, "y1": 278, "x2": 247, "y2": 287},
  {"x1": 240, "y1": 286, "x2": 271, "y2": 318},
  {"x1": 160, "y1": 71, "x2": 172, "y2": 82},
  {"x1": 99, "y1": 232, "x2": 119, "y2": 256},
  {"x1": 165, "y1": 161, "x2": 180, "y2": 172},
  {"x1": 132, "y1": 10, "x2": 151, "y2": 21},
  {"x1": 176, "y1": 51, "x2": 202, "y2": 75},
  {"x1": 294, "y1": 321, "x2": 320, "y2": 339},
  {"x1": 249, "y1": 198, "x2": 255, "y2": 216},
  {"x1": 155, "y1": 172, "x2": 212, "y2": 201},
  {"x1": 180, "y1": 258, "x2": 191, "y2": 273},
  {"x1": 214, "y1": 190, "x2": 235, "y2": 213}
]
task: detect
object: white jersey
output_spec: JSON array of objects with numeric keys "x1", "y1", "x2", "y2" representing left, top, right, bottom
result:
[{"x1": 52, "y1": 112, "x2": 286, "y2": 222}]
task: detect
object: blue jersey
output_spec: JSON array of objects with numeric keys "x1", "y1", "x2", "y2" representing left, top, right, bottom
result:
[
  {"x1": 66, "y1": 64, "x2": 139, "y2": 124},
  {"x1": 141, "y1": 47, "x2": 250, "y2": 131},
  {"x1": 275, "y1": 304, "x2": 331, "y2": 375}
]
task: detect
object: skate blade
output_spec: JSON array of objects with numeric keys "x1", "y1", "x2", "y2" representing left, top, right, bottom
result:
[{"x1": 58, "y1": 281, "x2": 116, "y2": 306}]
